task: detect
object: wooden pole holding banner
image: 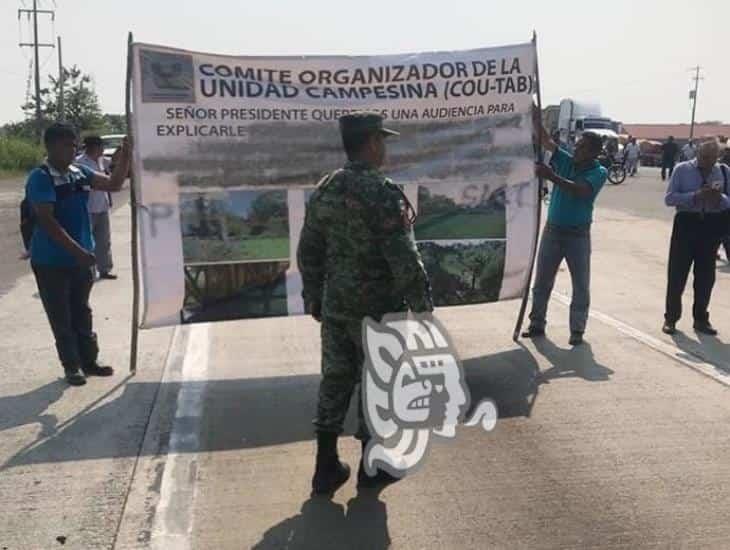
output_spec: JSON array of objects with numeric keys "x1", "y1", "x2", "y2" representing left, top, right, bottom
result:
[
  {"x1": 125, "y1": 32, "x2": 141, "y2": 373},
  {"x1": 512, "y1": 31, "x2": 545, "y2": 342}
]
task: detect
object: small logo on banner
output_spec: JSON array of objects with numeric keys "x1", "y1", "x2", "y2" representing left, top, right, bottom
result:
[
  {"x1": 140, "y1": 50, "x2": 195, "y2": 103},
  {"x1": 361, "y1": 313, "x2": 497, "y2": 478}
]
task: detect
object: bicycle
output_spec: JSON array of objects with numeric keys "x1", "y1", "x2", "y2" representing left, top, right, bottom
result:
[{"x1": 599, "y1": 153, "x2": 627, "y2": 185}]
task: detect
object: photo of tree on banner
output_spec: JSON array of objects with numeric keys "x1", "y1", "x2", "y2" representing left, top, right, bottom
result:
[
  {"x1": 180, "y1": 190, "x2": 289, "y2": 263},
  {"x1": 417, "y1": 240, "x2": 506, "y2": 306},
  {"x1": 414, "y1": 184, "x2": 506, "y2": 241}
]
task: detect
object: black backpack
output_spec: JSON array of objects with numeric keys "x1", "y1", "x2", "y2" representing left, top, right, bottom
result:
[{"x1": 20, "y1": 165, "x2": 53, "y2": 251}]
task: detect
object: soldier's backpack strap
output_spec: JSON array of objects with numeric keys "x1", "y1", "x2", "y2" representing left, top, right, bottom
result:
[
  {"x1": 385, "y1": 179, "x2": 417, "y2": 226},
  {"x1": 316, "y1": 169, "x2": 344, "y2": 189},
  {"x1": 20, "y1": 165, "x2": 57, "y2": 252}
]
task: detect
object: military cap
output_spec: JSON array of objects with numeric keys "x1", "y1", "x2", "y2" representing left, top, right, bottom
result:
[{"x1": 339, "y1": 112, "x2": 399, "y2": 138}]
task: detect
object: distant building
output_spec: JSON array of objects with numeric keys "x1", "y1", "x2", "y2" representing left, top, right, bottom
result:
[
  {"x1": 622, "y1": 123, "x2": 730, "y2": 143},
  {"x1": 618, "y1": 123, "x2": 729, "y2": 166}
]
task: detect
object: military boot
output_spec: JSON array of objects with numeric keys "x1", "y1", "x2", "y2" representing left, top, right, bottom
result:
[
  {"x1": 311, "y1": 431, "x2": 350, "y2": 495},
  {"x1": 357, "y1": 439, "x2": 401, "y2": 489}
]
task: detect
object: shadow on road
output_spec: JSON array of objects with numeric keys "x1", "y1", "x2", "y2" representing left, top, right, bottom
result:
[
  {"x1": 253, "y1": 491, "x2": 390, "y2": 550},
  {"x1": 670, "y1": 331, "x2": 730, "y2": 375},
  {"x1": 532, "y1": 337, "x2": 614, "y2": 383},
  {"x1": 462, "y1": 346, "x2": 540, "y2": 419},
  {"x1": 1, "y1": 347, "x2": 543, "y2": 468},
  {"x1": 1, "y1": 374, "x2": 147, "y2": 470},
  {"x1": 0, "y1": 380, "x2": 68, "y2": 437}
]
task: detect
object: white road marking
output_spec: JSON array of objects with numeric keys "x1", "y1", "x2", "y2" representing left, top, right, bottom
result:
[
  {"x1": 552, "y1": 292, "x2": 730, "y2": 387},
  {"x1": 151, "y1": 323, "x2": 210, "y2": 550}
]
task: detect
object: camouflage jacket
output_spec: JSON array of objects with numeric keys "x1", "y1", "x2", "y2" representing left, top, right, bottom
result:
[{"x1": 297, "y1": 160, "x2": 433, "y2": 321}]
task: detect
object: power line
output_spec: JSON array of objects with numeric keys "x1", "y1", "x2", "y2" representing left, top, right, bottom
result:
[
  {"x1": 25, "y1": 57, "x2": 33, "y2": 105},
  {"x1": 688, "y1": 66, "x2": 704, "y2": 141},
  {"x1": 18, "y1": 0, "x2": 55, "y2": 140}
]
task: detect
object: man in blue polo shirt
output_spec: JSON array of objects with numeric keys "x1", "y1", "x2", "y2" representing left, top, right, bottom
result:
[
  {"x1": 26, "y1": 123, "x2": 130, "y2": 385},
  {"x1": 522, "y1": 112, "x2": 608, "y2": 346}
]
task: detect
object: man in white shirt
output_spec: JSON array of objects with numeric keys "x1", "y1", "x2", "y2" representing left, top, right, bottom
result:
[
  {"x1": 75, "y1": 136, "x2": 117, "y2": 279},
  {"x1": 681, "y1": 140, "x2": 697, "y2": 161},
  {"x1": 623, "y1": 137, "x2": 641, "y2": 177}
]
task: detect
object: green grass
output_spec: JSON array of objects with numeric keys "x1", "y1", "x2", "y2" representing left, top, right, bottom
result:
[
  {"x1": 183, "y1": 236, "x2": 290, "y2": 263},
  {"x1": 226, "y1": 218, "x2": 288, "y2": 239},
  {"x1": 415, "y1": 210, "x2": 506, "y2": 240},
  {"x1": 0, "y1": 137, "x2": 43, "y2": 173}
]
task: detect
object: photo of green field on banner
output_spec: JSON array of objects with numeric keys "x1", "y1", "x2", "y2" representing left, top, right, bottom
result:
[
  {"x1": 181, "y1": 190, "x2": 290, "y2": 264},
  {"x1": 415, "y1": 185, "x2": 506, "y2": 241}
]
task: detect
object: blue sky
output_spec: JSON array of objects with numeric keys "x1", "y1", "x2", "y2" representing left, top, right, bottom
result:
[{"x1": 1, "y1": 0, "x2": 727, "y2": 125}]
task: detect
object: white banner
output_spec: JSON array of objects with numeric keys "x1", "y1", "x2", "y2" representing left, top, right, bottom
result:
[{"x1": 130, "y1": 41, "x2": 539, "y2": 328}]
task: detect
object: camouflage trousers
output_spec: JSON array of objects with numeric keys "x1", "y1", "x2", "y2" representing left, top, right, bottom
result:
[{"x1": 313, "y1": 317, "x2": 370, "y2": 440}]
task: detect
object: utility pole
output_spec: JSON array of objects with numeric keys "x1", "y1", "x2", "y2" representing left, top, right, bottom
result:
[
  {"x1": 18, "y1": 0, "x2": 55, "y2": 140},
  {"x1": 57, "y1": 35, "x2": 64, "y2": 121},
  {"x1": 688, "y1": 66, "x2": 703, "y2": 141}
]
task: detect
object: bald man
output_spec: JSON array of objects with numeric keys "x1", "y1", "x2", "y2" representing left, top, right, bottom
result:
[{"x1": 663, "y1": 140, "x2": 729, "y2": 335}]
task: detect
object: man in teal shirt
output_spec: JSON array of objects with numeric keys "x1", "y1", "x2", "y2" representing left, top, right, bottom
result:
[{"x1": 523, "y1": 117, "x2": 607, "y2": 346}]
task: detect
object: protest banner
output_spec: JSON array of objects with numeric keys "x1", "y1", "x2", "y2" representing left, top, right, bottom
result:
[{"x1": 128, "y1": 39, "x2": 540, "y2": 328}]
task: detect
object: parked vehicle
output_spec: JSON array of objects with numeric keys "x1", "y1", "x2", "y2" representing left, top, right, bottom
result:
[
  {"x1": 637, "y1": 139, "x2": 663, "y2": 167},
  {"x1": 557, "y1": 98, "x2": 620, "y2": 144},
  {"x1": 542, "y1": 105, "x2": 561, "y2": 135},
  {"x1": 101, "y1": 134, "x2": 126, "y2": 160}
]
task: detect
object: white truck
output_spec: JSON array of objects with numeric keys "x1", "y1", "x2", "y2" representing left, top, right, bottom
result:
[{"x1": 557, "y1": 98, "x2": 619, "y2": 145}]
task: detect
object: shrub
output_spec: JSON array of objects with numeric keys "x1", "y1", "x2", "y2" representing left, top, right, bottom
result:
[{"x1": 0, "y1": 137, "x2": 44, "y2": 172}]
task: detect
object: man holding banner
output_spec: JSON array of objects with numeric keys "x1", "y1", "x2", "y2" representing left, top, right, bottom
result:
[
  {"x1": 297, "y1": 112, "x2": 433, "y2": 495},
  {"x1": 25, "y1": 124, "x2": 130, "y2": 386},
  {"x1": 523, "y1": 112, "x2": 607, "y2": 346}
]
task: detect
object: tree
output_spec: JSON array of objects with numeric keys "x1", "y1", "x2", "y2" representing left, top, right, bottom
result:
[
  {"x1": 418, "y1": 187, "x2": 458, "y2": 215},
  {"x1": 21, "y1": 65, "x2": 103, "y2": 134},
  {"x1": 0, "y1": 120, "x2": 36, "y2": 141},
  {"x1": 461, "y1": 251, "x2": 488, "y2": 290},
  {"x1": 249, "y1": 192, "x2": 286, "y2": 223},
  {"x1": 101, "y1": 114, "x2": 127, "y2": 134}
]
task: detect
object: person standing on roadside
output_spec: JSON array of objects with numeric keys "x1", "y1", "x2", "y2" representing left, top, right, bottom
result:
[
  {"x1": 718, "y1": 143, "x2": 730, "y2": 262},
  {"x1": 663, "y1": 139, "x2": 729, "y2": 336},
  {"x1": 522, "y1": 108, "x2": 608, "y2": 346},
  {"x1": 624, "y1": 137, "x2": 641, "y2": 177},
  {"x1": 75, "y1": 136, "x2": 117, "y2": 280},
  {"x1": 25, "y1": 123, "x2": 130, "y2": 386},
  {"x1": 681, "y1": 139, "x2": 697, "y2": 161},
  {"x1": 721, "y1": 142, "x2": 730, "y2": 169},
  {"x1": 661, "y1": 136, "x2": 679, "y2": 181},
  {"x1": 605, "y1": 137, "x2": 619, "y2": 162}
]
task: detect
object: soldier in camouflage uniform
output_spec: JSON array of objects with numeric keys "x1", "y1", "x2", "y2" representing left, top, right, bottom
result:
[{"x1": 297, "y1": 112, "x2": 433, "y2": 495}]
